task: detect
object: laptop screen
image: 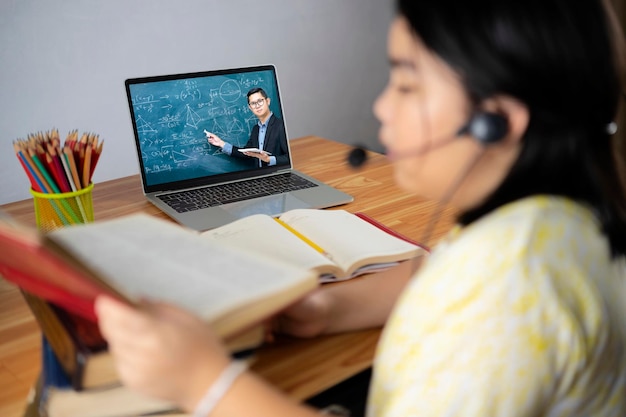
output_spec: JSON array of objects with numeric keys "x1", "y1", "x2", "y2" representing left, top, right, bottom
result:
[{"x1": 125, "y1": 65, "x2": 291, "y2": 193}]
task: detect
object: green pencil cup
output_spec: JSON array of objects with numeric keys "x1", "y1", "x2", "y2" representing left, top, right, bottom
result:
[{"x1": 30, "y1": 184, "x2": 94, "y2": 232}]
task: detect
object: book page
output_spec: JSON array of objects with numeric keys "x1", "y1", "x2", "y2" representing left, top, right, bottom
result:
[
  {"x1": 238, "y1": 148, "x2": 270, "y2": 155},
  {"x1": 47, "y1": 214, "x2": 317, "y2": 336},
  {"x1": 278, "y1": 209, "x2": 423, "y2": 276},
  {"x1": 47, "y1": 385, "x2": 176, "y2": 417},
  {"x1": 200, "y1": 214, "x2": 340, "y2": 276}
]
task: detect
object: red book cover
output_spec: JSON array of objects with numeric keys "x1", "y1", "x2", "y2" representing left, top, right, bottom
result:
[
  {"x1": 354, "y1": 212, "x2": 430, "y2": 252},
  {"x1": 0, "y1": 218, "x2": 126, "y2": 322}
]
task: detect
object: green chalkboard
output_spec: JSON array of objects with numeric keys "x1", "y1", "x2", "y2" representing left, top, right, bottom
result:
[{"x1": 126, "y1": 66, "x2": 285, "y2": 188}]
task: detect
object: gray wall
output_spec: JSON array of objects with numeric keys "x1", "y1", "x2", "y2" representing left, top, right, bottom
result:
[{"x1": 0, "y1": 0, "x2": 392, "y2": 205}]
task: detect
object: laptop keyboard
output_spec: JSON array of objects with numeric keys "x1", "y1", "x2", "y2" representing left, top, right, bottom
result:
[{"x1": 157, "y1": 172, "x2": 319, "y2": 213}]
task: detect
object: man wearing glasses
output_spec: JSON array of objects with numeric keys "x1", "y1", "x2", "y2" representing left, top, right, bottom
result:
[{"x1": 205, "y1": 87, "x2": 288, "y2": 167}]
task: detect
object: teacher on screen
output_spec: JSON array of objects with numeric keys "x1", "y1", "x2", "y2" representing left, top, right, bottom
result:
[{"x1": 205, "y1": 87, "x2": 289, "y2": 167}]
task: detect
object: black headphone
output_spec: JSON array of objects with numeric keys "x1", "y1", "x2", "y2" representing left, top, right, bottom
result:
[{"x1": 457, "y1": 112, "x2": 509, "y2": 145}]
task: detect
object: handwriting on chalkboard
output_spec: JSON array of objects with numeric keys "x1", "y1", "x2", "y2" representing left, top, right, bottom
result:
[{"x1": 128, "y1": 69, "x2": 283, "y2": 187}]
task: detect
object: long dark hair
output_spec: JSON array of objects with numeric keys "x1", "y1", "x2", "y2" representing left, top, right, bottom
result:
[{"x1": 397, "y1": 0, "x2": 626, "y2": 257}]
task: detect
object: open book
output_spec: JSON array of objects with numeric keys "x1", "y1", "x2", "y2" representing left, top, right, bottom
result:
[
  {"x1": 203, "y1": 209, "x2": 426, "y2": 283},
  {"x1": 0, "y1": 209, "x2": 424, "y2": 329},
  {"x1": 0, "y1": 212, "x2": 318, "y2": 344},
  {"x1": 238, "y1": 148, "x2": 271, "y2": 155}
]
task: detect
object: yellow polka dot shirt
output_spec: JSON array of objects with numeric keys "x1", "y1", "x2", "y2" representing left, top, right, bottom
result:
[{"x1": 368, "y1": 196, "x2": 626, "y2": 416}]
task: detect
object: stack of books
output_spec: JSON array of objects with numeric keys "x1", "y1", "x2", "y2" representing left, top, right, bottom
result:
[
  {"x1": 21, "y1": 294, "x2": 262, "y2": 417},
  {"x1": 22, "y1": 294, "x2": 178, "y2": 417}
]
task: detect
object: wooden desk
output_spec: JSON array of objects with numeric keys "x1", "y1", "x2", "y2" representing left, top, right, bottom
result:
[{"x1": 0, "y1": 136, "x2": 456, "y2": 415}]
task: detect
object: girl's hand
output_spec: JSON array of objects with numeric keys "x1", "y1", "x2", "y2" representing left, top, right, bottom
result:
[
  {"x1": 273, "y1": 288, "x2": 333, "y2": 338},
  {"x1": 95, "y1": 295, "x2": 230, "y2": 411}
]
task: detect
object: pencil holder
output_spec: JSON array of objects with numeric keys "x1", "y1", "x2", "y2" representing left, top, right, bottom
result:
[{"x1": 30, "y1": 184, "x2": 94, "y2": 232}]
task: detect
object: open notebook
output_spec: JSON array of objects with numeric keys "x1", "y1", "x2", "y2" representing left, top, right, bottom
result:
[{"x1": 124, "y1": 65, "x2": 353, "y2": 231}]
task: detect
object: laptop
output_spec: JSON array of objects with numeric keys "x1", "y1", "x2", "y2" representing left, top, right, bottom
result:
[{"x1": 124, "y1": 65, "x2": 353, "y2": 231}]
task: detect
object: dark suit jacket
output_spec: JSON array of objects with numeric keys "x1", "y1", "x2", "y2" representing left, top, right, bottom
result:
[{"x1": 232, "y1": 114, "x2": 289, "y2": 167}]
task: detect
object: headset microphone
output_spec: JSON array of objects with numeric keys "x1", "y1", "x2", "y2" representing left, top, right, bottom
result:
[
  {"x1": 347, "y1": 136, "x2": 461, "y2": 168},
  {"x1": 347, "y1": 146, "x2": 368, "y2": 168},
  {"x1": 346, "y1": 112, "x2": 508, "y2": 168},
  {"x1": 346, "y1": 111, "x2": 509, "y2": 250},
  {"x1": 347, "y1": 134, "x2": 458, "y2": 168}
]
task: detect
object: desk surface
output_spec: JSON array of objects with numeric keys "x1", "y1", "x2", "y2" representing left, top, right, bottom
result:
[{"x1": 0, "y1": 136, "x2": 456, "y2": 415}]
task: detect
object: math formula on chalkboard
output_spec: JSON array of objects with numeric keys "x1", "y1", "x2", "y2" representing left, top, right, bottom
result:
[{"x1": 126, "y1": 67, "x2": 284, "y2": 187}]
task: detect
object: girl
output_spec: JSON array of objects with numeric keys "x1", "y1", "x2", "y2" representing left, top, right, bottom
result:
[{"x1": 96, "y1": 0, "x2": 626, "y2": 415}]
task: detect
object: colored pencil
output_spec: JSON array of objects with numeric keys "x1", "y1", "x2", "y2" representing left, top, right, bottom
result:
[
  {"x1": 29, "y1": 151, "x2": 80, "y2": 224},
  {"x1": 13, "y1": 143, "x2": 43, "y2": 192},
  {"x1": 82, "y1": 144, "x2": 92, "y2": 188},
  {"x1": 13, "y1": 129, "x2": 104, "y2": 225},
  {"x1": 14, "y1": 144, "x2": 69, "y2": 226},
  {"x1": 64, "y1": 146, "x2": 83, "y2": 191},
  {"x1": 13, "y1": 129, "x2": 103, "y2": 192}
]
